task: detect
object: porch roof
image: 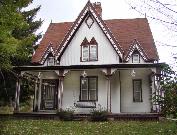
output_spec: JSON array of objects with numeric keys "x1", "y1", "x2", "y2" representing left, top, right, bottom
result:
[{"x1": 14, "y1": 63, "x2": 164, "y2": 71}]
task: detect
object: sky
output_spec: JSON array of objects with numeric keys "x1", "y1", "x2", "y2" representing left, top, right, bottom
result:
[{"x1": 28, "y1": 0, "x2": 177, "y2": 68}]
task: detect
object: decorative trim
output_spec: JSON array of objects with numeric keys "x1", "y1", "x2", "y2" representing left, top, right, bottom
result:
[
  {"x1": 15, "y1": 63, "x2": 164, "y2": 71},
  {"x1": 85, "y1": 15, "x2": 94, "y2": 29},
  {"x1": 40, "y1": 42, "x2": 55, "y2": 64},
  {"x1": 80, "y1": 37, "x2": 89, "y2": 46},
  {"x1": 90, "y1": 37, "x2": 98, "y2": 45},
  {"x1": 124, "y1": 39, "x2": 149, "y2": 62},
  {"x1": 55, "y1": 1, "x2": 123, "y2": 62}
]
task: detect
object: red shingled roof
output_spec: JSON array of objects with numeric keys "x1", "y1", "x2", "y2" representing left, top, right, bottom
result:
[
  {"x1": 104, "y1": 19, "x2": 158, "y2": 61},
  {"x1": 32, "y1": 18, "x2": 158, "y2": 64}
]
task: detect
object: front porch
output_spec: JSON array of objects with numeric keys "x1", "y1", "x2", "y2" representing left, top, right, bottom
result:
[{"x1": 13, "y1": 64, "x2": 162, "y2": 114}]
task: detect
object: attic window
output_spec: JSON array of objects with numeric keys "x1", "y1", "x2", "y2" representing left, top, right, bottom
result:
[
  {"x1": 132, "y1": 53, "x2": 140, "y2": 63},
  {"x1": 81, "y1": 37, "x2": 98, "y2": 62},
  {"x1": 47, "y1": 57, "x2": 54, "y2": 66}
]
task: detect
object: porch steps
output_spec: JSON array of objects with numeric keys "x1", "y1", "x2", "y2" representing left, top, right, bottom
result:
[{"x1": 0, "y1": 113, "x2": 161, "y2": 121}]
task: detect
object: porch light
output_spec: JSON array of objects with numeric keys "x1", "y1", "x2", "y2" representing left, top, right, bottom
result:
[
  {"x1": 131, "y1": 69, "x2": 136, "y2": 77},
  {"x1": 82, "y1": 70, "x2": 87, "y2": 78}
]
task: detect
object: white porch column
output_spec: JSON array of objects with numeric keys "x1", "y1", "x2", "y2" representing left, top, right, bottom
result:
[
  {"x1": 57, "y1": 69, "x2": 65, "y2": 112},
  {"x1": 58, "y1": 76, "x2": 64, "y2": 111},
  {"x1": 33, "y1": 79, "x2": 38, "y2": 111},
  {"x1": 14, "y1": 78, "x2": 21, "y2": 112},
  {"x1": 106, "y1": 75, "x2": 112, "y2": 113},
  {"x1": 101, "y1": 68, "x2": 117, "y2": 113},
  {"x1": 37, "y1": 78, "x2": 42, "y2": 111}
]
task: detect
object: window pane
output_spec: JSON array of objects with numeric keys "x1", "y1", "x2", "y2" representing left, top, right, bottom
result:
[
  {"x1": 89, "y1": 78, "x2": 96, "y2": 89},
  {"x1": 89, "y1": 78, "x2": 97, "y2": 100},
  {"x1": 81, "y1": 78, "x2": 88, "y2": 89},
  {"x1": 90, "y1": 45, "x2": 97, "y2": 60},
  {"x1": 81, "y1": 78, "x2": 88, "y2": 100},
  {"x1": 82, "y1": 46, "x2": 89, "y2": 61},
  {"x1": 133, "y1": 80, "x2": 142, "y2": 102},
  {"x1": 48, "y1": 57, "x2": 54, "y2": 66},
  {"x1": 81, "y1": 90, "x2": 88, "y2": 100},
  {"x1": 133, "y1": 54, "x2": 139, "y2": 63},
  {"x1": 89, "y1": 90, "x2": 96, "y2": 100}
]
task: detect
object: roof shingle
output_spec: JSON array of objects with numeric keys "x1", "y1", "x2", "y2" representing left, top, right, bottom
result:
[{"x1": 32, "y1": 18, "x2": 158, "y2": 63}]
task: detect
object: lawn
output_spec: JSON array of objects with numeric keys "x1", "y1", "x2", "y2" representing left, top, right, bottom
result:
[{"x1": 0, "y1": 119, "x2": 177, "y2": 135}]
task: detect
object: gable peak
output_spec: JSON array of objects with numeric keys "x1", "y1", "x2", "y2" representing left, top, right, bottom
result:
[
  {"x1": 90, "y1": 37, "x2": 98, "y2": 44},
  {"x1": 81, "y1": 37, "x2": 89, "y2": 46}
]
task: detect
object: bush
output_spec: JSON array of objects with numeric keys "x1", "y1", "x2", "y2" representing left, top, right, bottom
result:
[
  {"x1": 90, "y1": 106, "x2": 108, "y2": 121},
  {"x1": 57, "y1": 108, "x2": 74, "y2": 121}
]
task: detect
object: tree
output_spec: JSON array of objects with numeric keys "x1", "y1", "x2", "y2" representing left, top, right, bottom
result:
[
  {"x1": 126, "y1": 0, "x2": 177, "y2": 65},
  {"x1": 0, "y1": 0, "x2": 42, "y2": 105},
  {"x1": 155, "y1": 64, "x2": 177, "y2": 118}
]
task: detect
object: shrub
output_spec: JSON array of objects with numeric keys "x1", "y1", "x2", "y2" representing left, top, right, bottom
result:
[
  {"x1": 57, "y1": 108, "x2": 75, "y2": 121},
  {"x1": 90, "y1": 105, "x2": 108, "y2": 121}
]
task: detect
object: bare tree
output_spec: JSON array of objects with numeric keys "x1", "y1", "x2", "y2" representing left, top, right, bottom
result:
[{"x1": 126, "y1": 0, "x2": 177, "y2": 69}]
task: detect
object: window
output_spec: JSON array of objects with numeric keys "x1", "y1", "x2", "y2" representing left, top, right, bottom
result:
[
  {"x1": 90, "y1": 45, "x2": 97, "y2": 60},
  {"x1": 133, "y1": 79, "x2": 142, "y2": 102},
  {"x1": 81, "y1": 37, "x2": 98, "y2": 62},
  {"x1": 132, "y1": 53, "x2": 140, "y2": 63},
  {"x1": 47, "y1": 57, "x2": 54, "y2": 66},
  {"x1": 82, "y1": 45, "x2": 89, "y2": 61},
  {"x1": 80, "y1": 76, "x2": 98, "y2": 101}
]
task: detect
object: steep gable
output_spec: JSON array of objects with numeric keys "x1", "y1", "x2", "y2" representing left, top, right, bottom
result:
[
  {"x1": 32, "y1": 2, "x2": 159, "y2": 64},
  {"x1": 55, "y1": 1, "x2": 123, "y2": 63},
  {"x1": 105, "y1": 19, "x2": 159, "y2": 61}
]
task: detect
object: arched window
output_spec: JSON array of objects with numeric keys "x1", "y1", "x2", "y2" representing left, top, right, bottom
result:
[{"x1": 81, "y1": 37, "x2": 98, "y2": 62}]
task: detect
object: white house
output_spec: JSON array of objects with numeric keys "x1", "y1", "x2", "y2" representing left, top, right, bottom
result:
[{"x1": 14, "y1": 1, "x2": 162, "y2": 114}]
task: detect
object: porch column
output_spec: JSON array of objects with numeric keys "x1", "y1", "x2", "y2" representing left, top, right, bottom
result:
[
  {"x1": 33, "y1": 79, "x2": 38, "y2": 111},
  {"x1": 57, "y1": 69, "x2": 65, "y2": 112},
  {"x1": 106, "y1": 75, "x2": 112, "y2": 113},
  {"x1": 58, "y1": 76, "x2": 64, "y2": 111},
  {"x1": 37, "y1": 78, "x2": 42, "y2": 111},
  {"x1": 14, "y1": 78, "x2": 21, "y2": 112}
]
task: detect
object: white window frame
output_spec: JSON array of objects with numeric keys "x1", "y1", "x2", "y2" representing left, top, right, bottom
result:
[
  {"x1": 80, "y1": 76, "x2": 98, "y2": 101},
  {"x1": 82, "y1": 45, "x2": 89, "y2": 61},
  {"x1": 47, "y1": 57, "x2": 55, "y2": 66},
  {"x1": 132, "y1": 53, "x2": 140, "y2": 63}
]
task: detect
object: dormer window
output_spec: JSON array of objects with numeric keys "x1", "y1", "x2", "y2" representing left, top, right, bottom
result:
[
  {"x1": 81, "y1": 37, "x2": 98, "y2": 62},
  {"x1": 132, "y1": 53, "x2": 140, "y2": 63},
  {"x1": 47, "y1": 57, "x2": 54, "y2": 66}
]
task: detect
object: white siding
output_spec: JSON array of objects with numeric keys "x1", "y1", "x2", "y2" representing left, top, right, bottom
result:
[
  {"x1": 120, "y1": 69, "x2": 151, "y2": 113},
  {"x1": 60, "y1": 16, "x2": 119, "y2": 66},
  {"x1": 62, "y1": 70, "x2": 109, "y2": 113}
]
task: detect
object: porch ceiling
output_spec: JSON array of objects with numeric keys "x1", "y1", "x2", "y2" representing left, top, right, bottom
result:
[{"x1": 14, "y1": 63, "x2": 164, "y2": 71}]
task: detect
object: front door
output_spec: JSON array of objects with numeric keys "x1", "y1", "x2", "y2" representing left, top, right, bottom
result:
[{"x1": 41, "y1": 79, "x2": 58, "y2": 110}]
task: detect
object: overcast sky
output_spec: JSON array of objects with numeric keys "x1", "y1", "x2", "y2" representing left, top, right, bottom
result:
[{"x1": 28, "y1": 0, "x2": 177, "y2": 68}]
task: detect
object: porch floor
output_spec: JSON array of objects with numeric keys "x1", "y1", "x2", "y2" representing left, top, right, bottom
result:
[{"x1": 0, "y1": 112, "x2": 161, "y2": 121}]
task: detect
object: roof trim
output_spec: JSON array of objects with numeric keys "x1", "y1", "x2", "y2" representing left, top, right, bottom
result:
[
  {"x1": 40, "y1": 42, "x2": 55, "y2": 64},
  {"x1": 14, "y1": 63, "x2": 164, "y2": 71},
  {"x1": 55, "y1": 1, "x2": 124, "y2": 62},
  {"x1": 124, "y1": 39, "x2": 149, "y2": 62}
]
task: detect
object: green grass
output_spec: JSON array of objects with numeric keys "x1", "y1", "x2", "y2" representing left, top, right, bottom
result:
[
  {"x1": 0, "y1": 119, "x2": 177, "y2": 135},
  {"x1": 0, "y1": 106, "x2": 13, "y2": 114}
]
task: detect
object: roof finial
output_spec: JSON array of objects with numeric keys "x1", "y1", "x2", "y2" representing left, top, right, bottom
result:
[{"x1": 50, "y1": 19, "x2": 52, "y2": 23}]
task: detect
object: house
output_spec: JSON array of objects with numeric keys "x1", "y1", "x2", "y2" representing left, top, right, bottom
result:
[{"x1": 14, "y1": 1, "x2": 162, "y2": 114}]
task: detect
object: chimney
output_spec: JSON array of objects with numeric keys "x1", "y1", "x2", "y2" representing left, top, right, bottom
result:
[{"x1": 92, "y1": 2, "x2": 102, "y2": 17}]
